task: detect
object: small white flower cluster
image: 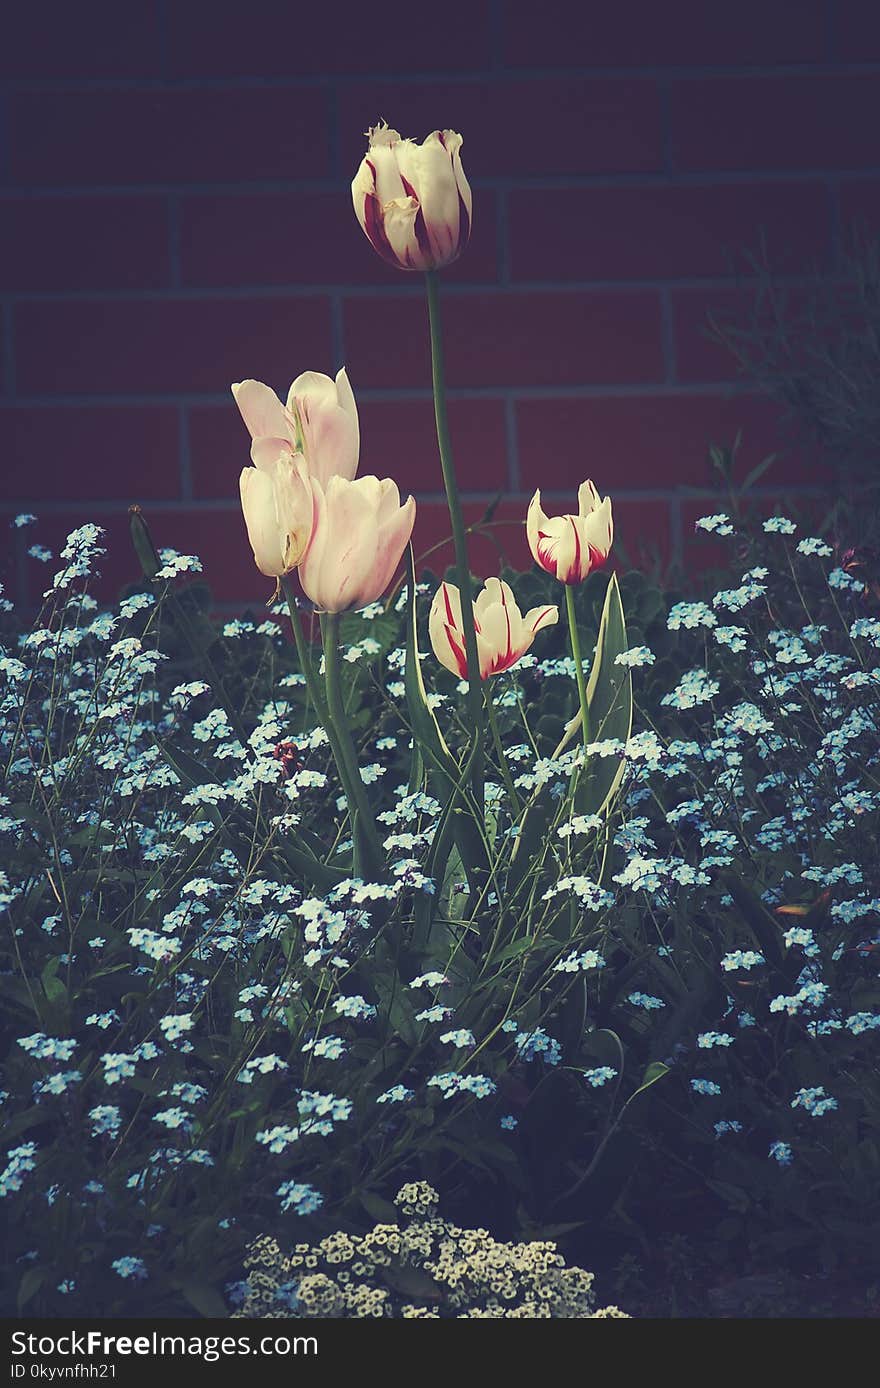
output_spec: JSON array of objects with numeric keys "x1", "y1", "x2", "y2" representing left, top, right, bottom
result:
[{"x1": 232, "y1": 1183, "x2": 628, "y2": 1319}]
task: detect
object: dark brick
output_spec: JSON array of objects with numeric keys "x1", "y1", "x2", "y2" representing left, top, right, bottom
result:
[
  {"x1": 168, "y1": 0, "x2": 492, "y2": 75},
  {"x1": 8, "y1": 88, "x2": 331, "y2": 187},
  {"x1": 0, "y1": 405, "x2": 180, "y2": 503},
  {"x1": 339, "y1": 77, "x2": 663, "y2": 181},
  {"x1": 14, "y1": 296, "x2": 333, "y2": 396},
  {"x1": 0, "y1": 2, "x2": 162, "y2": 78},
  {"x1": 179, "y1": 188, "x2": 498, "y2": 287},
  {"x1": 510, "y1": 181, "x2": 830, "y2": 282},
  {"x1": 344, "y1": 290, "x2": 665, "y2": 389},
  {"x1": 671, "y1": 74, "x2": 880, "y2": 172},
  {"x1": 0, "y1": 195, "x2": 171, "y2": 291},
  {"x1": 503, "y1": 0, "x2": 826, "y2": 67}
]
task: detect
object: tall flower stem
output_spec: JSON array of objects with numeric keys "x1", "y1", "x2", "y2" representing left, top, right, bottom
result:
[
  {"x1": 425, "y1": 269, "x2": 484, "y2": 806},
  {"x1": 319, "y1": 610, "x2": 382, "y2": 872},
  {"x1": 565, "y1": 585, "x2": 591, "y2": 756},
  {"x1": 282, "y1": 580, "x2": 380, "y2": 872},
  {"x1": 484, "y1": 686, "x2": 522, "y2": 817}
]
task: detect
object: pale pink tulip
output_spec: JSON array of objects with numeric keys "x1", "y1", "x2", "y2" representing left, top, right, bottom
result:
[
  {"x1": 298, "y1": 475, "x2": 416, "y2": 613},
  {"x1": 527, "y1": 482, "x2": 614, "y2": 585},
  {"x1": 429, "y1": 577, "x2": 558, "y2": 681},
  {"x1": 239, "y1": 448, "x2": 314, "y2": 579},
  {"x1": 232, "y1": 368, "x2": 359, "y2": 488},
  {"x1": 352, "y1": 122, "x2": 472, "y2": 272}
]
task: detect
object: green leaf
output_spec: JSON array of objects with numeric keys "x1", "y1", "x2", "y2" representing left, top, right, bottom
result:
[
  {"x1": 579, "y1": 572, "x2": 633, "y2": 815},
  {"x1": 639, "y1": 1061, "x2": 670, "y2": 1090},
  {"x1": 403, "y1": 545, "x2": 458, "y2": 789},
  {"x1": 41, "y1": 957, "x2": 67, "y2": 1006},
  {"x1": 17, "y1": 1267, "x2": 45, "y2": 1312},
  {"x1": 359, "y1": 1191, "x2": 400, "y2": 1226},
  {"x1": 179, "y1": 1279, "x2": 230, "y2": 1319},
  {"x1": 742, "y1": 452, "x2": 777, "y2": 491}
]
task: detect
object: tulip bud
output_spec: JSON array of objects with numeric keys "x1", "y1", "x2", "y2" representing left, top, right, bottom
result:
[
  {"x1": 239, "y1": 449, "x2": 315, "y2": 579},
  {"x1": 298, "y1": 475, "x2": 416, "y2": 613},
  {"x1": 527, "y1": 481, "x2": 614, "y2": 586},
  {"x1": 352, "y1": 122, "x2": 472, "y2": 272},
  {"x1": 232, "y1": 368, "x2": 359, "y2": 489},
  {"x1": 429, "y1": 577, "x2": 558, "y2": 680}
]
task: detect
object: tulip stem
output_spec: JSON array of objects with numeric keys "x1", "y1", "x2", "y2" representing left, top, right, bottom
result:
[
  {"x1": 282, "y1": 581, "x2": 381, "y2": 874},
  {"x1": 319, "y1": 610, "x2": 383, "y2": 874},
  {"x1": 484, "y1": 687, "x2": 522, "y2": 817},
  {"x1": 565, "y1": 584, "x2": 591, "y2": 756},
  {"x1": 425, "y1": 269, "x2": 484, "y2": 807}
]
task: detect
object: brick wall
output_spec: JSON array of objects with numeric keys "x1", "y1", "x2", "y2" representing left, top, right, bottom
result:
[{"x1": 2, "y1": 0, "x2": 878, "y2": 610}]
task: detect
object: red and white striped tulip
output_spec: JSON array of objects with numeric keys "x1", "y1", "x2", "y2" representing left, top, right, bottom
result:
[
  {"x1": 527, "y1": 481, "x2": 613, "y2": 585},
  {"x1": 351, "y1": 122, "x2": 472, "y2": 272},
  {"x1": 429, "y1": 577, "x2": 558, "y2": 680},
  {"x1": 239, "y1": 448, "x2": 314, "y2": 579},
  {"x1": 232, "y1": 368, "x2": 359, "y2": 489},
  {"x1": 298, "y1": 475, "x2": 416, "y2": 613}
]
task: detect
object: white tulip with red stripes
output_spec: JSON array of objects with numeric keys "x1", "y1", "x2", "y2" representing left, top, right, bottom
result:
[
  {"x1": 351, "y1": 122, "x2": 472, "y2": 272},
  {"x1": 429, "y1": 577, "x2": 558, "y2": 681},
  {"x1": 527, "y1": 481, "x2": 614, "y2": 586}
]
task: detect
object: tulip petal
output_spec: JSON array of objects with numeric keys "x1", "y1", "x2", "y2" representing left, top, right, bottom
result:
[
  {"x1": 524, "y1": 604, "x2": 559, "y2": 634},
  {"x1": 577, "y1": 479, "x2": 601, "y2": 518},
  {"x1": 231, "y1": 379, "x2": 291, "y2": 444},
  {"x1": 240, "y1": 467, "x2": 285, "y2": 578},
  {"x1": 287, "y1": 370, "x2": 360, "y2": 487},
  {"x1": 429, "y1": 582, "x2": 469, "y2": 679}
]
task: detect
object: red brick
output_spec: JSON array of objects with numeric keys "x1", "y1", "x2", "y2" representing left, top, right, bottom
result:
[
  {"x1": 510, "y1": 181, "x2": 830, "y2": 282},
  {"x1": 339, "y1": 78, "x2": 663, "y2": 180},
  {"x1": 503, "y1": 0, "x2": 826, "y2": 67},
  {"x1": 839, "y1": 179, "x2": 880, "y2": 237},
  {"x1": 8, "y1": 88, "x2": 331, "y2": 187},
  {"x1": 411, "y1": 499, "x2": 532, "y2": 579},
  {"x1": 344, "y1": 291, "x2": 665, "y2": 389},
  {"x1": 671, "y1": 288, "x2": 757, "y2": 384},
  {"x1": 515, "y1": 392, "x2": 828, "y2": 493},
  {"x1": 0, "y1": 3, "x2": 162, "y2": 78},
  {"x1": 179, "y1": 189, "x2": 498, "y2": 287},
  {"x1": 671, "y1": 75, "x2": 880, "y2": 172},
  {"x1": 359, "y1": 398, "x2": 509, "y2": 497},
  {"x1": 605, "y1": 497, "x2": 672, "y2": 576},
  {"x1": 0, "y1": 196, "x2": 170, "y2": 292},
  {"x1": 168, "y1": 0, "x2": 492, "y2": 75},
  {"x1": 835, "y1": 1, "x2": 880, "y2": 60},
  {"x1": 14, "y1": 296, "x2": 332, "y2": 396},
  {"x1": 191, "y1": 395, "x2": 509, "y2": 502},
  {"x1": 0, "y1": 406, "x2": 180, "y2": 504}
]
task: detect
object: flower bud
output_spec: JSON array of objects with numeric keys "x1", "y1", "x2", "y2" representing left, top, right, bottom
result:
[
  {"x1": 352, "y1": 122, "x2": 472, "y2": 272},
  {"x1": 527, "y1": 482, "x2": 613, "y2": 585},
  {"x1": 298, "y1": 475, "x2": 416, "y2": 613},
  {"x1": 429, "y1": 577, "x2": 558, "y2": 680}
]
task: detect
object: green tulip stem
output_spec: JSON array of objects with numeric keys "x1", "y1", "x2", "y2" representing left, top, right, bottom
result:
[
  {"x1": 319, "y1": 609, "x2": 382, "y2": 868},
  {"x1": 282, "y1": 580, "x2": 380, "y2": 869},
  {"x1": 565, "y1": 584, "x2": 591, "y2": 757},
  {"x1": 484, "y1": 685, "x2": 522, "y2": 817},
  {"x1": 425, "y1": 268, "x2": 484, "y2": 806}
]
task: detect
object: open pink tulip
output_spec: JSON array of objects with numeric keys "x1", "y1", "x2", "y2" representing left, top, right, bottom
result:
[
  {"x1": 232, "y1": 368, "x2": 359, "y2": 489},
  {"x1": 298, "y1": 475, "x2": 416, "y2": 613},
  {"x1": 429, "y1": 577, "x2": 558, "y2": 680},
  {"x1": 352, "y1": 122, "x2": 472, "y2": 272},
  {"x1": 527, "y1": 482, "x2": 614, "y2": 585},
  {"x1": 239, "y1": 448, "x2": 314, "y2": 579}
]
